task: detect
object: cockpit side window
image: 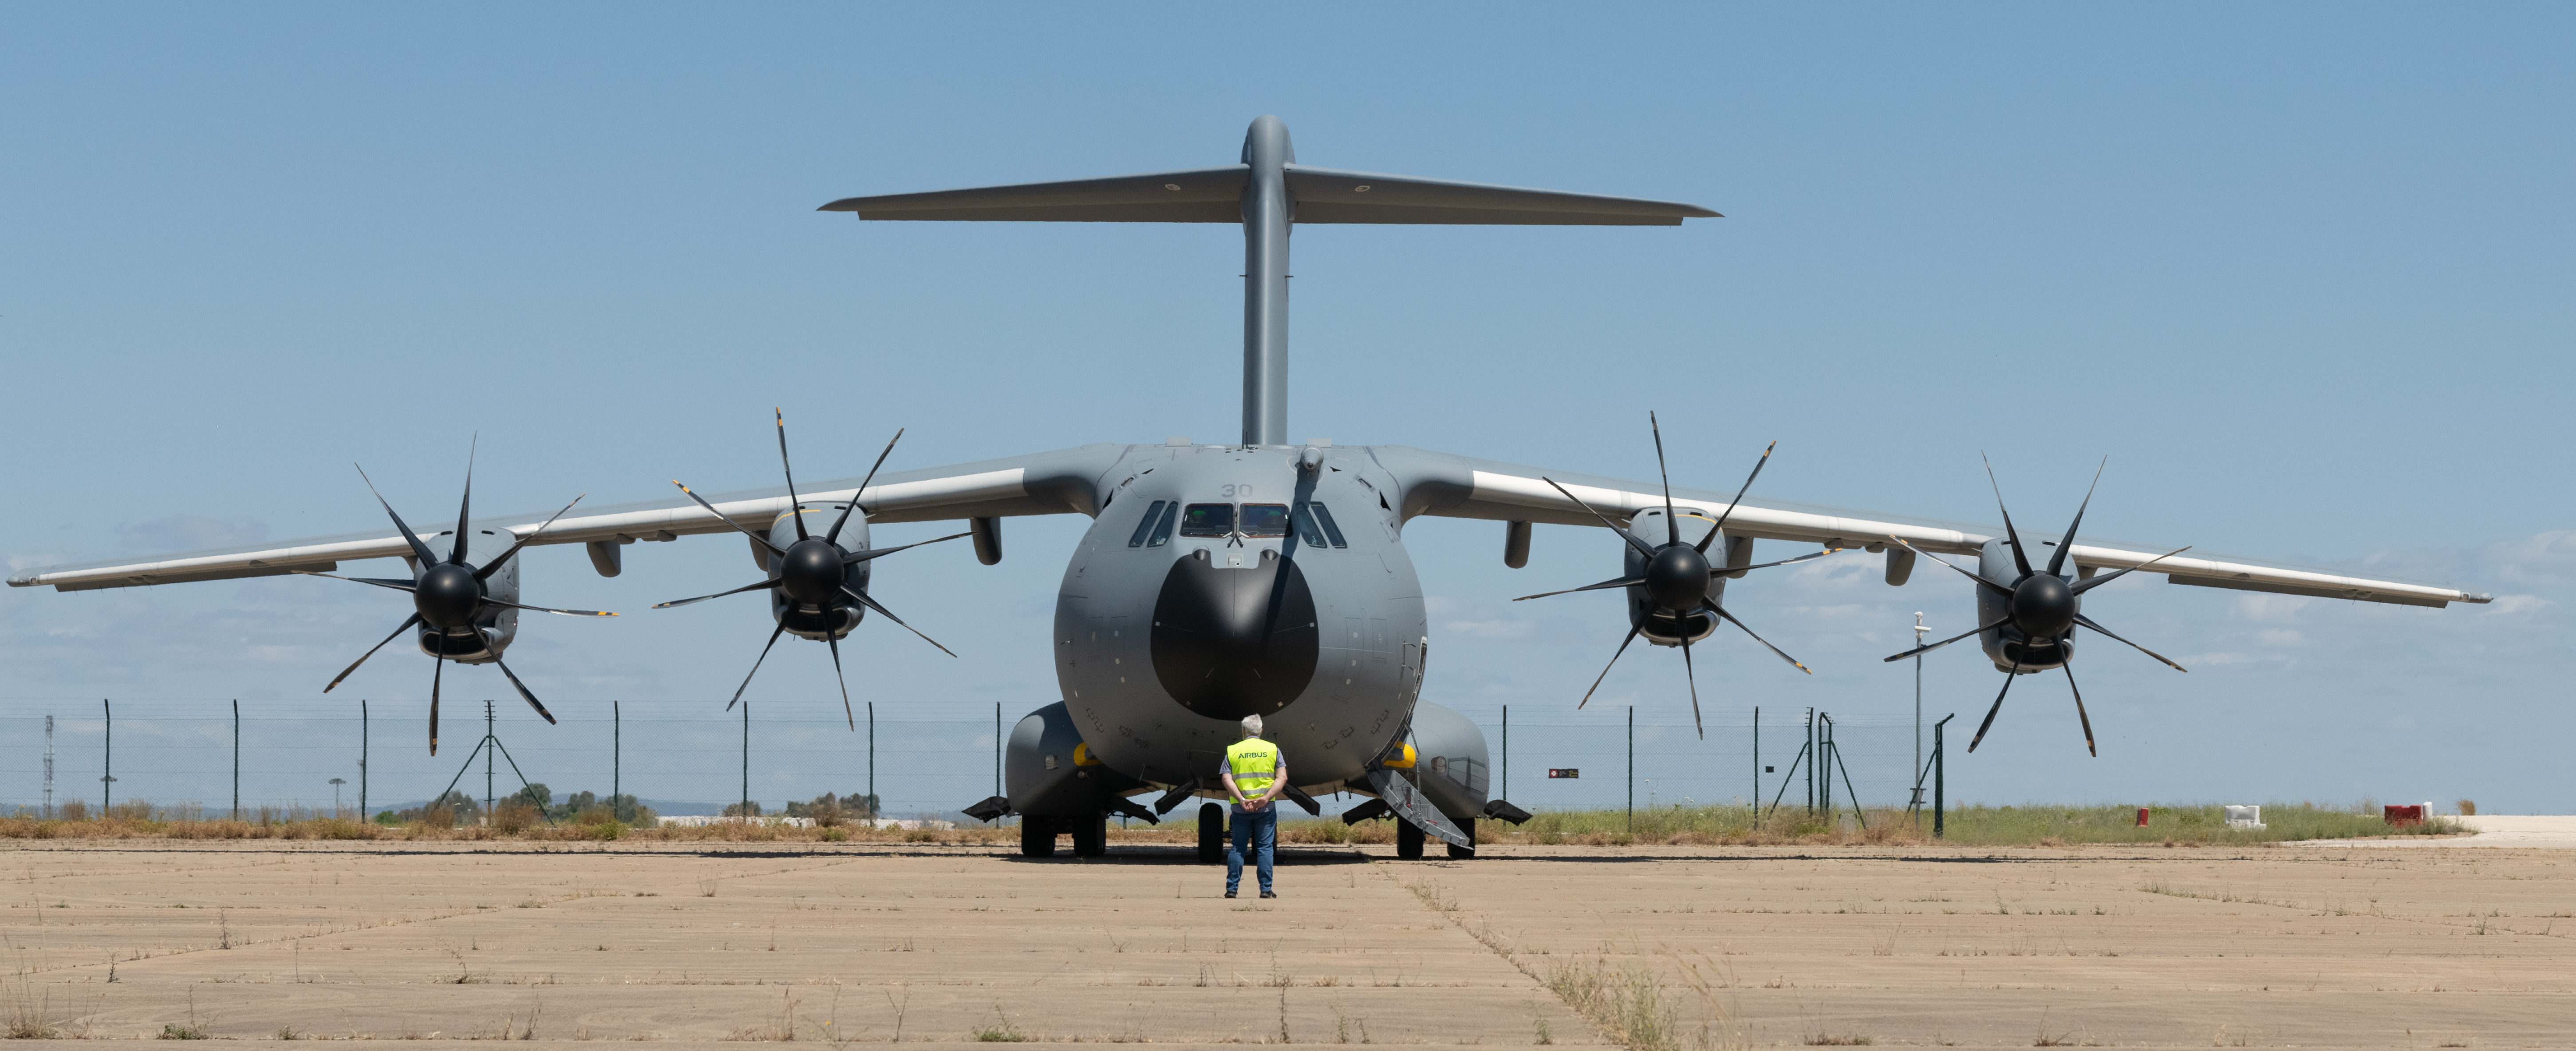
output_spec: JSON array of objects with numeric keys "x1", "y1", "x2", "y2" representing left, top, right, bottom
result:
[
  {"x1": 1291, "y1": 504, "x2": 1328, "y2": 548},
  {"x1": 1145, "y1": 500, "x2": 1179, "y2": 547},
  {"x1": 1126, "y1": 500, "x2": 1168, "y2": 547},
  {"x1": 1239, "y1": 504, "x2": 1291, "y2": 538},
  {"x1": 1178, "y1": 502, "x2": 1234, "y2": 538},
  {"x1": 1307, "y1": 502, "x2": 1349, "y2": 548}
]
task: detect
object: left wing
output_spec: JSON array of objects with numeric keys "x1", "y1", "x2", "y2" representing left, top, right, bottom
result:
[
  {"x1": 9, "y1": 445, "x2": 1128, "y2": 593},
  {"x1": 1371, "y1": 446, "x2": 2490, "y2": 609}
]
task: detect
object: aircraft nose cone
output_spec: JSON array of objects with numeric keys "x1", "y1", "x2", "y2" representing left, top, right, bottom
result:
[
  {"x1": 2012, "y1": 573, "x2": 2076, "y2": 640},
  {"x1": 414, "y1": 563, "x2": 483, "y2": 628},
  {"x1": 777, "y1": 540, "x2": 844, "y2": 605},
  {"x1": 1645, "y1": 544, "x2": 1712, "y2": 612},
  {"x1": 1150, "y1": 550, "x2": 1320, "y2": 720}
]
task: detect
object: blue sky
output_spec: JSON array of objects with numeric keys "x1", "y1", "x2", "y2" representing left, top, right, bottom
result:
[{"x1": 3, "y1": 4, "x2": 2569, "y2": 815}]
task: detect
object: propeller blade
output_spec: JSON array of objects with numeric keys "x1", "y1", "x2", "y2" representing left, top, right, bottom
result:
[
  {"x1": 450, "y1": 436, "x2": 477, "y2": 566},
  {"x1": 1578, "y1": 622, "x2": 1647, "y2": 709},
  {"x1": 775, "y1": 408, "x2": 809, "y2": 542},
  {"x1": 1707, "y1": 602, "x2": 1813, "y2": 674},
  {"x1": 1886, "y1": 536, "x2": 2014, "y2": 596},
  {"x1": 2047, "y1": 459, "x2": 2106, "y2": 578},
  {"x1": 325, "y1": 612, "x2": 424, "y2": 693},
  {"x1": 1696, "y1": 440, "x2": 1777, "y2": 555},
  {"x1": 2065, "y1": 663, "x2": 2096, "y2": 757},
  {"x1": 355, "y1": 465, "x2": 441, "y2": 567},
  {"x1": 826, "y1": 428, "x2": 905, "y2": 545},
  {"x1": 1967, "y1": 657, "x2": 2020, "y2": 753},
  {"x1": 488, "y1": 654, "x2": 557, "y2": 724},
  {"x1": 729, "y1": 623, "x2": 791, "y2": 711},
  {"x1": 2073, "y1": 612, "x2": 2187, "y2": 672},
  {"x1": 481, "y1": 598, "x2": 618, "y2": 618},
  {"x1": 842, "y1": 586, "x2": 958, "y2": 658},
  {"x1": 651, "y1": 578, "x2": 779, "y2": 610},
  {"x1": 1715, "y1": 546, "x2": 1843, "y2": 575},
  {"x1": 2071, "y1": 545, "x2": 2194, "y2": 595},
  {"x1": 428, "y1": 632, "x2": 444, "y2": 756},
  {"x1": 296, "y1": 571, "x2": 417, "y2": 593},
  {"x1": 475, "y1": 494, "x2": 589, "y2": 582},
  {"x1": 672, "y1": 480, "x2": 786, "y2": 556},
  {"x1": 1980, "y1": 453, "x2": 2034, "y2": 581},
  {"x1": 827, "y1": 634, "x2": 855, "y2": 731},
  {"x1": 840, "y1": 531, "x2": 971, "y2": 565},
  {"x1": 1678, "y1": 631, "x2": 1704, "y2": 740},
  {"x1": 1882, "y1": 614, "x2": 2012, "y2": 663},
  {"x1": 1542, "y1": 478, "x2": 1657, "y2": 560},
  {"x1": 1649, "y1": 411, "x2": 1679, "y2": 548},
  {"x1": 1512, "y1": 575, "x2": 1646, "y2": 602}
]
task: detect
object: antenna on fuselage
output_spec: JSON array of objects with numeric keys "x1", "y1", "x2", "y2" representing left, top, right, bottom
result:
[{"x1": 820, "y1": 117, "x2": 1720, "y2": 446}]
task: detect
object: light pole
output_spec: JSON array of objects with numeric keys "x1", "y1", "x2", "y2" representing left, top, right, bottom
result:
[{"x1": 1912, "y1": 612, "x2": 1929, "y2": 815}]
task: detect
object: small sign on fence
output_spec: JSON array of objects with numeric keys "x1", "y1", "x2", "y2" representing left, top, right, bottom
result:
[{"x1": 1548, "y1": 768, "x2": 1579, "y2": 779}]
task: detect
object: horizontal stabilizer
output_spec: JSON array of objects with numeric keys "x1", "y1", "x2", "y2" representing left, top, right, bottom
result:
[
  {"x1": 821, "y1": 166, "x2": 1716, "y2": 227},
  {"x1": 1284, "y1": 165, "x2": 1717, "y2": 226},
  {"x1": 820, "y1": 166, "x2": 1248, "y2": 223}
]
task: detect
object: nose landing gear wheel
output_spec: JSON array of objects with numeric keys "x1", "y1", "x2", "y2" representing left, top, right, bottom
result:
[
  {"x1": 1197, "y1": 802, "x2": 1226, "y2": 864},
  {"x1": 1072, "y1": 812, "x2": 1108, "y2": 857},
  {"x1": 1395, "y1": 817, "x2": 1425, "y2": 860},
  {"x1": 1019, "y1": 816, "x2": 1057, "y2": 858}
]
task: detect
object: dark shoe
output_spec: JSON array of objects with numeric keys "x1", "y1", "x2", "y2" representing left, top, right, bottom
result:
[
  {"x1": 1225, "y1": 889, "x2": 1238, "y2": 898},
  {"x1": 1260, "y1": 889, "x2": 1277, "y2": 899}
]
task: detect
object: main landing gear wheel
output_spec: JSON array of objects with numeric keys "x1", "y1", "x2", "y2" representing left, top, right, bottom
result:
[
  {"x1": 1072, "y1": 812, "x2": 1108, "y2": 857},
  {"x1": 1019, "y1": 816, "x2": 1056, "y2": 858},
  {"x1": 1197, "y1": 802, "x2": 1226, "y2": 864},
  {"x1": 1395, "y1": 817, "x2": 1426, "y2": 860},
  {"x1": 1447, "y1": 816, "x2": 1477, "y2": 859}
]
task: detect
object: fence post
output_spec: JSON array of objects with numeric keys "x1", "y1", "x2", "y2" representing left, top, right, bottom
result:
[
  {"x1": 231, "y1": 699, "x2": 240, "y2": 819},
  {"x1": 360, "y1": 700, "x2": 369, "y2": 818},
  {"x1": 102, "y1": 699, "x2": 112, "y2": 812},
  {"x1": 484, "y1": 700, "x2": 497, "y2": 820},
  {"x1": 612, "y1": 700, "x2": 621, "y2": 818},
  {"x1": 1805, "y1": 707, "x2": 1815, "y2": 814},
  {"x1": 867, "y1": 701, "x2": 876, "y2": 819},
  {"x1": 1752, "y1": 706, "x2": 1759, "y2": 815},
  {"x1": 1625, "y1": 705, "x2": 1634, "y2": 833},
  {"x1": 740, "y1": 699, "x2": 750, "y2": 817},
  {"x1": 1933, "y1": 714, "x2": 1952, "y2": 838},
  {"x1": 994, "y1": 702, "x2": 1002, "y2": 806},
  {"x1": 1500, "y1": 704, "x2": 1508, "y2": 803}
]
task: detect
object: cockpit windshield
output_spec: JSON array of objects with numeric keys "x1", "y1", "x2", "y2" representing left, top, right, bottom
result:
[
  {"x1": 1239, "y1": 504, "x2": 1291, "y2": 538},
  {"x1": 1178, "y1": 503, "x2": 1235, "y2": 537}
]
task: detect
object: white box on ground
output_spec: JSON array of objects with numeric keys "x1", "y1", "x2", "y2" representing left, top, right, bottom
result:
[{"x1": 2225, "y1": 804, "x2": 2265, "y2": 830}]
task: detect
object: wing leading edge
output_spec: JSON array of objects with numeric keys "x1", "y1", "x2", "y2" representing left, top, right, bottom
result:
[
  {"x1": 9, "y1": 445, "x2": 1128, "y2": 593},
  {"x1": 1372, "y1": 446, "x2": 2490, "y2": 609}
]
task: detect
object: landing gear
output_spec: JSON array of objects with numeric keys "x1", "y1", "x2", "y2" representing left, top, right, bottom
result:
[
  {"x1": 1197, "y1": 802, "x2": 1227, "y2": 864},
  {"x1": 1071, "y1": 812, "x2": 1108, "y2": 857},
  {"x1": 1019, "y1": 816, "x2": 1056, "y2": 858},
  {"x1": 1395, "y1": 817, "x2": 1425, "y2": 860},
  {"x1": 1447, "y1": 816, "x2": 1477, "y2": 859}
]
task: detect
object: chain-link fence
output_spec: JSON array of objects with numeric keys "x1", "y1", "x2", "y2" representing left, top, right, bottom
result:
[{"x1": 0, "y1": 698, "x2": 1937, "y2": 822}]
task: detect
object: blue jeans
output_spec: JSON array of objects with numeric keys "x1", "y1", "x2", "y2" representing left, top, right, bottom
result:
[{"x1": 1227, "y1": 805, "x2": 1276, "y2": 894}]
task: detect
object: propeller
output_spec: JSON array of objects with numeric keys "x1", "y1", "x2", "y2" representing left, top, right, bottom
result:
[
  {"x1": 1515, "y1": 413, "x2": 1839, "y2": 738},
  {"x1": 655, "y1": 411, "x2": 965, "y2": 728},
  {"x1": 305, "y1": 443, "x2": 615, "y2": 755},
  {"x1": 1881, "y1": 456, "x2": 2191, "y2": 756}
]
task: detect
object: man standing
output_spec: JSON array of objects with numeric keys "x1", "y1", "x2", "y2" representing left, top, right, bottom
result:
[{"x1": 1220, "y1": 714, "x2": 1285, "y2": 899}]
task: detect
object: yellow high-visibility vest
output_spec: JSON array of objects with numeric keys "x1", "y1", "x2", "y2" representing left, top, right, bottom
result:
[{"x1": 1224, "y1": 737, "x2": 1281, "y2": 795}]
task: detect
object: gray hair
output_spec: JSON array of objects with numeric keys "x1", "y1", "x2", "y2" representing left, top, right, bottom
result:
[{"x1": 1240, "y1": 714, "x2": 1264, "y2": 738}]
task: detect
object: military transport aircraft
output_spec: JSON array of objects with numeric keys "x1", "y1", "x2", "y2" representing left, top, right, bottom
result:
[{"x1": 8, "y1": 116, "x2": 2490, "y2": 861}]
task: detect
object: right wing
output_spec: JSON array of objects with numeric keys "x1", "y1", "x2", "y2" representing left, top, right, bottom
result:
[{"x1": 9, "y1": 445, "x2": 1132, "y2": 593}]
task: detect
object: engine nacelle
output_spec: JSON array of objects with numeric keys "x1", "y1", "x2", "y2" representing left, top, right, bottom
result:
[
  {"x1": 406, "y1": 529, "x2": 521, "y2": 664},
  {"x1": 1621, "y1": 508, "x2": 1724, "y2": 647},
  {"x1": 1972, "y1": 537, "x2": 2074, "y2": 672}
]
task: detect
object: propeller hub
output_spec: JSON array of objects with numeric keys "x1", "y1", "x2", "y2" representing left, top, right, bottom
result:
[
  {"x1": 1644, "y1": 544, "x2": 1712, "y2": 612},
  {"x1": 413, "y1": 562, "x2": 483, "y2": 628},
  {"x1": 777, "y1": 538, "x2": 846, "y2": 605},
  {"x1": 2010, "y1": 573, "x2": 2076, "y2": 640}
]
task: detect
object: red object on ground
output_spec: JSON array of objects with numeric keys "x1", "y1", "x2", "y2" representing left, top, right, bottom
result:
[
  {"x1": 2137, "y1": 807, "x2": 2150, "y2": 827},
  {"x1": 2384, "y1": 804, "x2": 2425, "y2": 826}
]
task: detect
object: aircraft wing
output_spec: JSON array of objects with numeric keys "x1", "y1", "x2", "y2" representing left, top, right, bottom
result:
[
  {"x1": 1372, "y1": 446, "x2": 2492, "y2": 609},
  {"x1": 8, "y1": 444, "x2": 1130, "y2": 593}
]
